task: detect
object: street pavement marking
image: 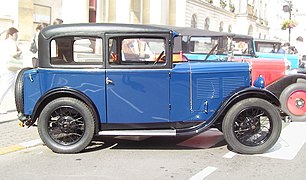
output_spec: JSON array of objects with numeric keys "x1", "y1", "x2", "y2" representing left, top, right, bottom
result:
[
  {"x1": 222, "y1": 122, "x2": 306, "y2": 160},
  {"x1": 19, "y1": 139, "x2": 42, "y2": 147},
  {"x1": 0, "y1": 139, "x2": 42, "y2": 155},
  {"x1": 0, "y1": 145, "x2": 25, "y2": 155},
  {"x1": 189, "y1": 166, "x2": 217, "y2": 180},
  {"x1": 178, "y1": 128, "x2": 224, "y2": 149},
  {"x1": 256, "y1": 122, "x2": 306, "y2": 160},
  {"x1": 223, "y1": 151, "x2": 237, "y2": 159}
]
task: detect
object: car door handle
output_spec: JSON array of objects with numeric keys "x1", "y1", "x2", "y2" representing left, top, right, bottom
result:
[{"x1": 106, "y1": 77, "x2": 113, "y2": 85}]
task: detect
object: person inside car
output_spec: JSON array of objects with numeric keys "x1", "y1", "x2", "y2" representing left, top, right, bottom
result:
[{"x1": 278, "y1": 42, "x2": 290, "y2": 54}]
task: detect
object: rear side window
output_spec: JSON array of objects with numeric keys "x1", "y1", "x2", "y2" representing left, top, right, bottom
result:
[{"x1": 50, "y1": 37, "x2": 103, "y2": 65}]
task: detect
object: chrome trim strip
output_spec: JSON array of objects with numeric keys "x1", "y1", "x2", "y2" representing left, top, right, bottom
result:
[{"x1": 98, "y1": 129, "x2": 176, "y2": 136}]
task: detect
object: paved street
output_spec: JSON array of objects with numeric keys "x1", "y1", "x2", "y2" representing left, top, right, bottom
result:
[
  {"x1": 2, "y1": 77, "x2": 306, "y2": 179},
  {"x1": 0, "y1": 81, "x2": 41, "y2": 154},
  {"x1": 1, "y1": 122, "x2": 306, "y2": 179}
]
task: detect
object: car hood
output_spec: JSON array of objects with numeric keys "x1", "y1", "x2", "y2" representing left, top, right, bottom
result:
[{"x1": 173, "y1": 61, "x2": 250, "y2": 74}]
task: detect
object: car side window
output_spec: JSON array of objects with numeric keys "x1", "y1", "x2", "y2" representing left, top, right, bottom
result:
[
  {"x1": 50, "y1": 36, "x2": 103, "y2": 65},
  {"x1": 109, "y1": 37, "x2": 166, "y2": 66}
]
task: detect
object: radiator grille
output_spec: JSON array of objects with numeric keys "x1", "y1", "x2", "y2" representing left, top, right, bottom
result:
[
  {"x1": 223, "y1": 77, "x2": 246, "y2": 97},
  {"x1": 196, "y1": 78, "x2": 220, "y2": 99}
]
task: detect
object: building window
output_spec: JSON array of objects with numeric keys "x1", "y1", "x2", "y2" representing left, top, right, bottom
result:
[
  {"x1": 33, "y1": 4, "x2": 51, "y2": 24},
  {"x1": 89, "y1": 0, "x2": 97, "y2": 23},
  {"x1": 219, "y1": 22, "x2": 224, "y2": 32},
  {"x1": 204, "y1": 17, "x2": 210, "y2": 30},
  {"x1": 248, "y1": 25, "x2": 253, "y2": 36},
  {"x1": 130, "y1": 0, "x2": 142, "y2": 23},
  {"x1": 191, "y1": 14, "x2": 197, "y2": 28},
  {"x1": 228, "y1": 25, "x2": 232, "y2": 32}
]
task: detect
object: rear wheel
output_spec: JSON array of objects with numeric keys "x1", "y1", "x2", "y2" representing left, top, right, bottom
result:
[
  {"x1": 280, "y1": 83, "x2": 306, "y2": 121},
  {"x1": 38, "y1": 97, "x2": 95, "y2": 153},
  {"x1": 222, "y1": 98, "x2": 281, "y2": 154}
]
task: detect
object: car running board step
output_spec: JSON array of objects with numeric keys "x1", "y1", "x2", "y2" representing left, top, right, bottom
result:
[{"x1": 98, "y1": 129, "x2": 176, "y2": 136}]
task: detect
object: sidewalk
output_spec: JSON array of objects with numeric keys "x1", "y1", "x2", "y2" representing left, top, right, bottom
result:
[
  {"x1": 0, "y1": 85, "x2": 41, "y2": 155},
  {"x1": 0, "y1": 41, "x2": 43, "y2": 155}
]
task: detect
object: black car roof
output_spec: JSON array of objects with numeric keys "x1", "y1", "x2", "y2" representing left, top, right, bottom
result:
[
  {"x1": 170, "y1": 27, "x2": 234, "y2": 37},
  {"x1": 151, "y1": 25, "x2": 234, "y2": 37},
  {"x1": 40, "y1": 23, "x2": 175, "y2": 39},
  {"x1": 232, "y1": 34, "x2": 253, "y2": 40}
]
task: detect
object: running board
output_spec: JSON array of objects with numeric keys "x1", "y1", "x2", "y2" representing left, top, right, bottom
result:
[{"x1": 98, "y1": 129, "x2": 177, "y2": 136}]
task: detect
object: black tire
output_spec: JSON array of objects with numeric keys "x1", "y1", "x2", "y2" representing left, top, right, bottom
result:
[
  {"x1": 15, "y1": 68, "x2": 32, "y2": 113},
  {"x1": 222, "y1": 98, "x2": 282, "y2": 154},
  {"x1": 279, "y1": 83, "x2": 306, "y2": 122},
  {"x1": 38, "y1": 97, "x2": 95, "y2": 153}
]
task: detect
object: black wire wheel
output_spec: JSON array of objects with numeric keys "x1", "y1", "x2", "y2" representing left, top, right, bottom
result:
[
  {"x1": 38, "y1": 97, "x2": 95, "y2": 153},
  {"x1": 222, "y1": 98, "x2": 282, "y2": 154}
]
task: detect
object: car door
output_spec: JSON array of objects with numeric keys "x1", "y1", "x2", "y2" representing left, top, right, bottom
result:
[{"x1": 105, "y1": 35, "x2": 171, "y2": 124}]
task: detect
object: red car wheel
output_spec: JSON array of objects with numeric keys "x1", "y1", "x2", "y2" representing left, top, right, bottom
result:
[
  {"x1": 286, "y1": 90, "x2": 306, "y2": 116},
  {"x1": 280, "y1": 83, "x2": 306, "y2": 121}
]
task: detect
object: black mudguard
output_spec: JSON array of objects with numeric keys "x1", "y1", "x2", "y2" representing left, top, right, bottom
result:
[
  {"x1": 266, "y1": 73, "x2": 306, "y2": 98},
  {"x1": 177, "y1": 87, "x2": 280, "y2": 136},
  {"x1": 27, "y1": 88, "x2": 100, "y2": 133}
]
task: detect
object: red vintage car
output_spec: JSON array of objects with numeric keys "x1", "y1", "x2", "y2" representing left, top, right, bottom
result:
[{"x1": 171, "y1": 27, "x2": 306, "y2": 121}]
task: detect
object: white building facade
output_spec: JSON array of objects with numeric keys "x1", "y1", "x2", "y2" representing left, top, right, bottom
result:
[{"x1": 0, "y1": 0, "x2": 303, "y2": 43}]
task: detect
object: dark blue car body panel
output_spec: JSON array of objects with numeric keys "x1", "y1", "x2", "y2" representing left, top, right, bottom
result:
[{"x1": 22, "y1": 62, "x2": 250, "y2": 125}]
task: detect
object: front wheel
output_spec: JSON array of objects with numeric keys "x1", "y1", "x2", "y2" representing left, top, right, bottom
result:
[
  {"x1": 279, "y1": 83, "x2": 306, "y2": 121},
  {"x1": 38, "y1": 97, "x2": 95, "y2": 153},
  {"x1": 222, "y1": 98, "x2": 281, "y2": 154}
]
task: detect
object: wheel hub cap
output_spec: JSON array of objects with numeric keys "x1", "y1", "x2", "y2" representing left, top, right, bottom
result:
[
  {"x1": 242, "y1": 117, "x2": 260, "y2": 132},
  {"x1": 287, "y1": 90, "x2": 306, "y2": 116},
  {"x1": 59, "y1": 116, "x2": 76, "y2": 133},
  {"x1": 296, "y1": 98, "x2": 305, "y2": 108}
]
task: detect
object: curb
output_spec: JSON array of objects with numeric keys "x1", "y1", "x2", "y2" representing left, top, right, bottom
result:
[{"x1": 0, "y1": 139, "x2": 42, "y2": 155}]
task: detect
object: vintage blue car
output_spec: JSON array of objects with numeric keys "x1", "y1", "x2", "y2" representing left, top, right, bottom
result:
[{"x1": 15, "y1": 23, "x2": 282, "y2": 154}]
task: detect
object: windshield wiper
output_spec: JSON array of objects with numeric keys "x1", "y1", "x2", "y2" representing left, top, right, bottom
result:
[{"x1": 204, "y1": 44, "x2": 218, "y2": 61}]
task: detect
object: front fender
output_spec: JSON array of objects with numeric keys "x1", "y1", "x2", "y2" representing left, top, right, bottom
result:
[
  {"x1": 177, "y1": 87, "x2": 280, "y2": 135},
  {"x1": 266, "y1": 73, "x2": 306, "y2": 98},
  {"x1": 28, "y1": 87, "x2": 100, "y2": 133},
  {"x1": 222, "y1": 87, "x2": 280, "y2": 109}
]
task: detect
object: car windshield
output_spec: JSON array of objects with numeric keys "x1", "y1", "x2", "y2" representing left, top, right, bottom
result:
[
  {"x1": 231, "y1": 38, "x2": 253, "y2": 56},
  {"x1": 188, "y1": 36, "x2": 229, "y2": 54},
  {"x1": 255, "y1": 42, "x2": 281, "y2": 53}
]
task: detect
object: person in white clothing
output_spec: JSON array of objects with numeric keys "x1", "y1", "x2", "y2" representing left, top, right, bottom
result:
[{"x1": 0, "y1": 27, "x2": 21, "y2": 114}]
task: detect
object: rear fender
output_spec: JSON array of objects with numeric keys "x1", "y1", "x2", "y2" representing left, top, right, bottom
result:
[{"x1": 28, "y1": 88, "x2": 100, "y2": 133}]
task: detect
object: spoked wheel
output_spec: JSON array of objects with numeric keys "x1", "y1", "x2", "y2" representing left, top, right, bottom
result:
[
  {"x1": 222, "y1": 98, "x2": 281, "y2": 154},
  {"x1": 280, "y1": 83, "x2": 306, "y2": 121},
  {"x1": 38, "y1": 97, "x2": 95, "y2": 153}
]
